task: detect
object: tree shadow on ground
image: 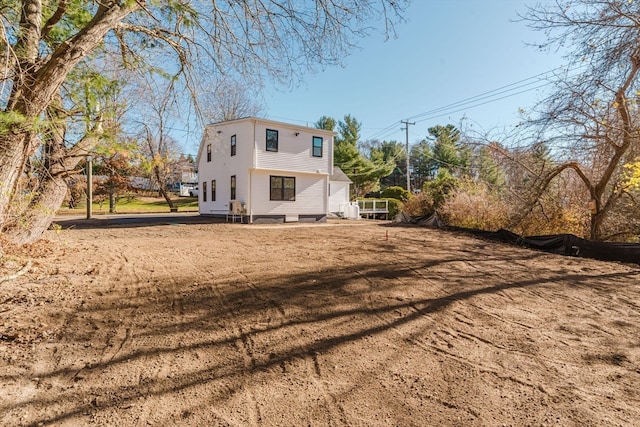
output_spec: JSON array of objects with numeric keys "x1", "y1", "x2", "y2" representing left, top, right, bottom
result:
[
  {"x1": 4, "y1": 253, "x2": 640, "y2": 426},
  {"x1": 52, "y1": 214, "x2": 226, "y2": 230}
]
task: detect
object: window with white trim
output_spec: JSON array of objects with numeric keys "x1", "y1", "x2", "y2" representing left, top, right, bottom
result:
[{"x1": 270, "y1": 176, "x2": 295, "y2": 201}]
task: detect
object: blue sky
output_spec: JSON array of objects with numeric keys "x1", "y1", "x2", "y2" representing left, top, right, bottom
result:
[{"x1": 261, "y1": 0, "x2": 566, "y2": 145}]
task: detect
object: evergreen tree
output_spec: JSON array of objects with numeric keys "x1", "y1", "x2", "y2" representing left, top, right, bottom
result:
[
  {"x1": 319, "y1": 115, "x2": 394, "y2": 197},
  {"x1": 315, "y1": 116, "x2": 337, "y2": 132},
  {"x1": 477, "y1": 145, "x2": 505, "y2": 187},
  {"x1": 428, "y1": 124, "x2": 468, "y2": 176},
  {"x1": 376, "y1": 140, "x2": 406, "y2": 189},
  {"x1": 410, "y1": 140, "x2": 435, "y2": 190}
]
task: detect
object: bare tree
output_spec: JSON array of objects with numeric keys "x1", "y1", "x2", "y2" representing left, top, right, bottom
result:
[
  {"x1": 0, "y1": 0, "x2": 408, "y2": 245},
  {"x1": 198, "y1": 78, "x2": 265, "y2": 123},
  {"x1": 522, "y1": 0, "x2": 640, "y2": 240},
  {"x1": 127, "y1": 76, "x2": 184, "y2": 212}
]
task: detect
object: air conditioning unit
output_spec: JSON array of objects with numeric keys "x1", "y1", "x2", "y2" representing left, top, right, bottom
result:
[{"x1": 229, "y1": 200, "x2": 244, "y2": 214}]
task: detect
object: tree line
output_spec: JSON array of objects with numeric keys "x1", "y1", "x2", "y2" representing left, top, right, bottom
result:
[{"x1": 317, "y1": 109, "x2": 640, "y2": 242}]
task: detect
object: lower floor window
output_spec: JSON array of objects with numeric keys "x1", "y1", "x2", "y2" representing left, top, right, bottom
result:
[
  {"x1": 270, "y1": 176, "x2": 296, "y2": 201},
  {"x1": 231, "y1": 175, "x2": 236, "y2": 200}
]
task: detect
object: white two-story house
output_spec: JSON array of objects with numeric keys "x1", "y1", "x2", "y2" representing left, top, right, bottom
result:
[{"x1": 196, "y1": 117, "x2": 347, "y2": 223}]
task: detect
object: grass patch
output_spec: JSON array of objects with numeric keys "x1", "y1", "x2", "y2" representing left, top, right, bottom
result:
[{"x1": 58, "y1": 194, "x2": 199, "y2": 215}]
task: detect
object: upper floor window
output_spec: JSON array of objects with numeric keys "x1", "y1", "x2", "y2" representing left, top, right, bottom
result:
[
  {"x1": 211, "y1": 179, "x2": 216, "y2": 201},
  {"x1": 270, "y1": 176, "x2": 296, "y2": 201},
  {"x1": 312, "y1": 136, "x2": 323, "y2": 157},
  {"x1": 231, "y1": 135, "x2": 236, "y2": 156},
  {"x1": 202, "y1": 181, "x2": 207, "y2": 202},
  {"x1": 266, "y1": 129, "x2": 278, "y2": 152},
  {"x1": 206, "y1": 144, "x2": 212, "y2": 162}
]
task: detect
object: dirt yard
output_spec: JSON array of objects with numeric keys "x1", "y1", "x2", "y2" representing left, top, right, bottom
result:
[{"x1": 1, "y1": 217, "x2": 639, "y2": 426}]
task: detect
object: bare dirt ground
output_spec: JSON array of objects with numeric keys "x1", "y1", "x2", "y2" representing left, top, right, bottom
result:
[{"x1": 1, "y1": 217, "x2": 640, "y2": 426}]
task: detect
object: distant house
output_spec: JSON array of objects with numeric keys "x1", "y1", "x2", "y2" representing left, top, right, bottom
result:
[
  {"x1": 167, "y1": 154, "x2": 198, "y2": 193},
  {"x1": 196, "y1": 117, "x2": 348, "y2": 223}
]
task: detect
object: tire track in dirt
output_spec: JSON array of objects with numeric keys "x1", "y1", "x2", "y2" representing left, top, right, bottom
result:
[
  {"x1": 125, "y1": 249, "x2": 199, "y2": 427},
  {"x1": 104, "y1": 327, "x2": 131, "y2": 364},
  {"x1": 463, "y1": 304, "x2": 536, "y2": 330},
  {"x1": 352, "y1": 255, "x2": 453, "y2": 335},
  {"x1": 57, "y1": 245, "x2": 139, "y2": 378},
  {"x1": 237, "y1": 271, "x2": 287, "y2": 318},
  {"x1": 18, "y1": 238, "x2": 148, "y2": 425},
  {"x1": 352, "y1": 263, "x2": 437, "y2": 343},
  {"x1": 351, "y1": 262, "x2": 510, "y2": 414},
  {"x1": 353, "y1": 251, "x2": 559, "y2": 411},
  {"x1": 237, "y1": 325, "x2": 263, "y2": 426},
  {"x1": 231, "y1": 265, "x2": 349, "y2": 425},
  {"x1": 66, "y1": 238, "x2": 174, "y2": 424},
  {"x1": 305, "y1": 349, "x2": 348, "y2": 426},
  {"x1": 210, "y1": 279, "x2": 263, "y2": 426},
  {"x1": 160, "y1": 243, "x2": 263, "y2": 426},
  {"x1": 407, "y1": 256, "x2": 639, "y2": 412},
  {"x1": 405, "y1": 331, "x2": 550, "y2": 391}
]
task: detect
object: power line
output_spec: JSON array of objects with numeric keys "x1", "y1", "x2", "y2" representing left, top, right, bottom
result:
[
  {"x1": 406, "y1": 66, "x2": 571, "y2": 122},
  {"x1": 361, "y1": 120, "x2": 402, "y2": 141},
  {"x1": 409, "y1": 82, "x2": 545, "y2": 122},
  {"x1": 362, "y1": 64, "x2": 584, "y2": 142},
  {"x1": 364, "y1": 80, "x2": 547, "y2": 141},
  {"x1": 413, "y1": 82, "x2": 549, "y2": 124}
]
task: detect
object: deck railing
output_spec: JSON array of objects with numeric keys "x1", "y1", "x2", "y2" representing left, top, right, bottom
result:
[{"x1": 357, "y1": 199, "x2": 389, "y2": 219}]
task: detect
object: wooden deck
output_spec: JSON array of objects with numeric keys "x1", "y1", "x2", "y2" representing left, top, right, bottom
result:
[{"x1": 357, "y1": 199, "x2": 389, "y2": 219}]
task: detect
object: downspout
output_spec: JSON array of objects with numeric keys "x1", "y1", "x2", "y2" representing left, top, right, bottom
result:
[
  {"x1": 250, "y1": 119, "x2": 257, "y2": 223},
  {"x1": 328, "y1": 133, "x2": 335, "y2": 216},
  {"x1": 329, "y1": 133, "x2": 334, "y2": 176}
]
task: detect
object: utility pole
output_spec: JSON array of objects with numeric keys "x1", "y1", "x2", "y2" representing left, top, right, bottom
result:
[
  {"x1": 86, "y1": 155, "x2": 92, "y2": 219},
  {"x1": 401, "y1": 120, "x2": 415, "y2": 192}
]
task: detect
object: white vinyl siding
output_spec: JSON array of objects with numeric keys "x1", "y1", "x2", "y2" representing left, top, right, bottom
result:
[
  {"x1": 251, "y1": 170, "x2": 327, "y2": 216},
  {"x1": 329, "y1": 181, "x2": 350, "y2": 213},
  {"x1": 197, "y1": 124, "x2": 253, "y2": 215},
  {"x1": 255, "y1": 123, "x2": 330, "y2": 174}
]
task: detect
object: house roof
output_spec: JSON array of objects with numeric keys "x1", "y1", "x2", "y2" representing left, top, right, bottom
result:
[
  {"x1": 208, "y1": 116, "x2": 336, "y2": 136},
  {"x1": 330, "y1": 166, "x2": 352, "y2": 183}
]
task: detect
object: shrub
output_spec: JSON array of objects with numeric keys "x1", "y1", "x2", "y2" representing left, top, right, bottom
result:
[
  {"x1": 512, "y1": 194, "x2": 590, "y2": 237},
  {"x1": 439, "y1": 181, "x2": 510, "y2": 231},
  {"x1": 385, "y1": 198, "x2": 401, "y2": 217},
  {"x1": 65, "y1": 176, "x2": 87, "y2": 209},
  {"x1": 400, "y1": 192, "x2": 436, "y2": 217},
  {"x1": 422, "y1": 169, "x2": 457, "y2": 209},
  {"x1": 381, "y1": 186, "x2": 410, "y2": 201}
]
